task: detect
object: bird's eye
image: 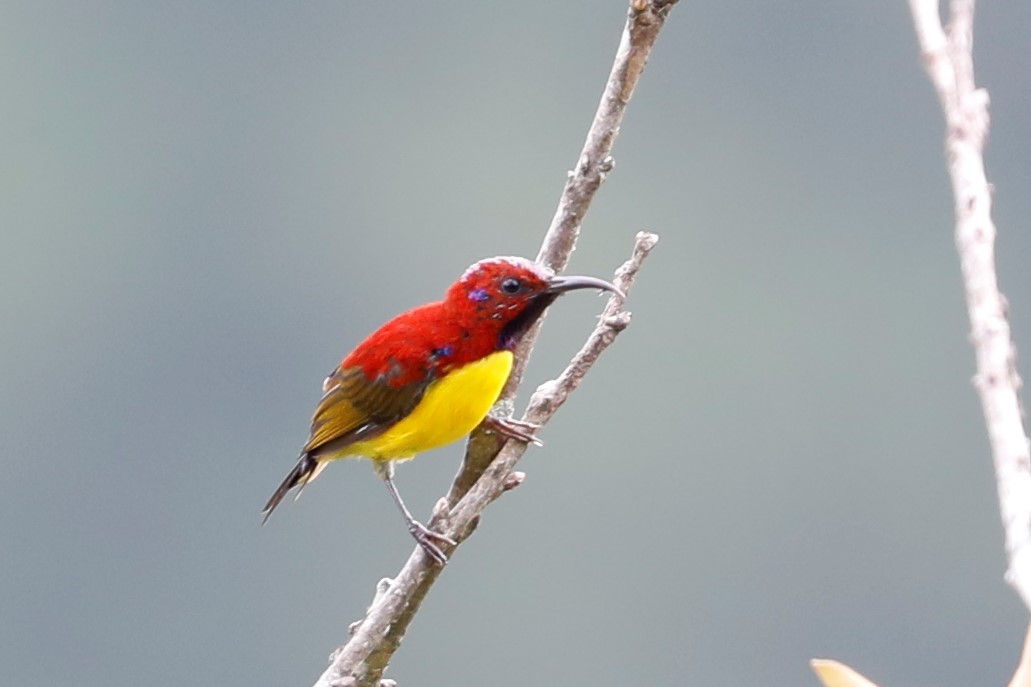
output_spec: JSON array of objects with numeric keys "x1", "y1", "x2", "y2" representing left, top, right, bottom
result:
[{"x1": 500, "y1": 278, "x2": 522, "y2": 295}]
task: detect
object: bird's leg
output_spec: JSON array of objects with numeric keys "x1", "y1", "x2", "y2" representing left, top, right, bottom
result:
[
  {"x1": 482, "y1": 415, "x2": 544, "y2": 447},
  {"x1": 374, "y1": 461, "x2": 456, "y2": 565}
]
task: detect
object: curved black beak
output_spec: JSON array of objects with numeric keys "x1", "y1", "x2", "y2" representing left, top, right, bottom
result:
[{"x1": 546, "y1": 274, "x2": 624, "y2": 299}]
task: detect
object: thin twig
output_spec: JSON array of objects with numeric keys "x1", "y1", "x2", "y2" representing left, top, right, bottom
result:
[
  {"x1": 909, "y1": 0, "x2": 1031, "y2": 609},
  {"x1": 447, "y1": 0, "x2": 678, "y2": 505},
  {"x1": 445, "y1": 232, "x2": 657, "y2": 539}
]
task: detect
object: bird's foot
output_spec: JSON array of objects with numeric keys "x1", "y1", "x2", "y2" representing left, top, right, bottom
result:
[
  {"x1": 408, "y1": 519, "x2": 457, "y2": 566},
  {"x1": 483, "y1": 415, "x2": 544, "y2": 447}
]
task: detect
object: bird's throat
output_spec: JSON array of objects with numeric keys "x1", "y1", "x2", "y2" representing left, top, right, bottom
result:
[{"x1": 499, "y1": 293, "x2": 559, "y2": 350}]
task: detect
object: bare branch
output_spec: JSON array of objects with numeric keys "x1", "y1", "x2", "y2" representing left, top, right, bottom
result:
[
  {"x1": 309, "y1": 1, "x2": 678, "y2": 683},
  {"x1": 1008, "y1": 621, "x2": 1031, "y2": 687},
  {"x1": 909, "y1": 0, "x2": 1031, "y2": 609}
]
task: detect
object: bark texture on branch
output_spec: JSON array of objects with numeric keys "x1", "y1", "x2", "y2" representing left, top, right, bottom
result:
[
  {"x1": 310, "y1": 2, "x2": 678, "y2": 685},
  {"x1": 909, "y1": 0, "x2": 1031, "y2": 609}
]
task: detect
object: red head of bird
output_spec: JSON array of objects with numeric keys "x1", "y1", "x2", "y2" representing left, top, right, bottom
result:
[{"x1": 341, "y1": 256, "x2": 621, "y2": 386}]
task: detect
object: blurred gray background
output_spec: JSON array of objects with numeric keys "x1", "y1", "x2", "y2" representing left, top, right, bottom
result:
[{"x1": 3, "y1": 1, "x2": 1031, "y2": 685}]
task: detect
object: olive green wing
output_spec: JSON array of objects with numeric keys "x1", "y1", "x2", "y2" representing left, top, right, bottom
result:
[
  {"x1": 261, "y1": 363, "x2": 432, "y2": 522},
  {"x1": 303, "y1": 365, "x2": 430, "y2": 458}
]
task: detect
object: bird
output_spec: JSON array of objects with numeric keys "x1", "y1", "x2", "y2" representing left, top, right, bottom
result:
[{"x1": 262, "y1": 256, "x2": 622, "y2": 564}]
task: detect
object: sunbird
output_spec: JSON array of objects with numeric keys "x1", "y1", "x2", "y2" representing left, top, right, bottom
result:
[{"x1": 262, "y1": 256, "x2": 621, "y2": 563}]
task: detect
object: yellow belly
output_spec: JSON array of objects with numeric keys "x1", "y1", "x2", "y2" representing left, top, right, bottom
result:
[{"x1": 349, "y1": 350, "x2": 513, "y2": 460}]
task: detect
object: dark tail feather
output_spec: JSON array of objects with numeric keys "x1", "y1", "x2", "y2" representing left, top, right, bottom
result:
[{"x1": 262, "y1": 453, "x2": 319, "y2": 524}]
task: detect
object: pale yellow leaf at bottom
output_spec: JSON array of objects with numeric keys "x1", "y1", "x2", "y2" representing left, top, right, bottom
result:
[{"x1": 810, "y1": 659, "x2": 881, "y2": 687}]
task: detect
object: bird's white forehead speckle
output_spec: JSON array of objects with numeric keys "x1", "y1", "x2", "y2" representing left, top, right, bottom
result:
[{"x1": 460, "y1": 256, "x2": 553, "y2": 283}]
